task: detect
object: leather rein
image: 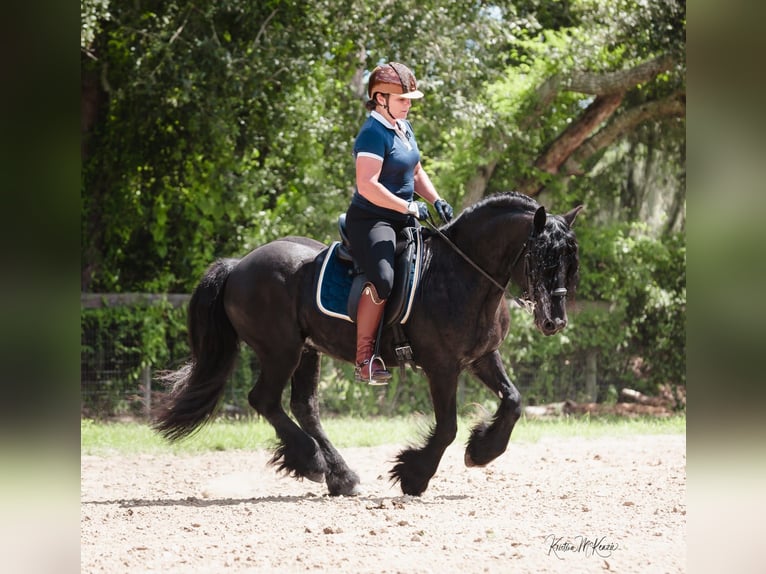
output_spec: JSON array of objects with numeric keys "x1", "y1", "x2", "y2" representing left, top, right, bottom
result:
[{"x1": 423, "y1": 214, "x2": 534, "y2": 310}]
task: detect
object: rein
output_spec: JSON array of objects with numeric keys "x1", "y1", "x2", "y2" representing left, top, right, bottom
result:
[{"x1": 423, "y1": 215, "x2": 531, "y2": 309}]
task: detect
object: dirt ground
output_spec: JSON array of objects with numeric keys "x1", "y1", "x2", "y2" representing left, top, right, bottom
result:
[{"x1": 81, "y1": 433, "x2": 686, "y2": 573}]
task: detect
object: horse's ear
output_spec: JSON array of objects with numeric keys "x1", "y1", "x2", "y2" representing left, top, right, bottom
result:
[
  {"x1": 563, "y1": 205, "x2": 584, "y2": 228},
  {"x1": 533, "y1": 206, "x2": 546, "y2": 234}
]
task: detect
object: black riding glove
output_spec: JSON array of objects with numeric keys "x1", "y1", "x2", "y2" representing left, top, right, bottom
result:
[
  {"x1": 434, "y1": 199, "x2": 454, "y2": 223},
  {"x1": 407, "y1": 201, "x2": 431, "y2": 221}
]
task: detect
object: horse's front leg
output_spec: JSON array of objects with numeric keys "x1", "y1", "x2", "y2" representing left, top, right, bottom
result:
[
  {"x1": 464, "y1": 350, "x2": 522, "y2": 467},
  {"x1": 390, "y1": 367, "x2": 459, "y2": 496},
  {"x1": 289, "y1": 348, "x2": 360, "y2": 496}
]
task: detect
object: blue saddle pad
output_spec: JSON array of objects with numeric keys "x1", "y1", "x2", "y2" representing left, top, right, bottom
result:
[
  {"x1": 315, "y1": 242, "x2": 356, "y2": 322},
  {"x1": 314, "y1": 234, "x2": 423, "y2": 325}
]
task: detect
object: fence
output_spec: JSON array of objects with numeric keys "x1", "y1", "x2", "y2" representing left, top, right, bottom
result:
[
  {"x1": 81, "y1": 293, "x2": 615, "y2": 420},
  {"x1": 81, "y1": 293, "x2": 190, "y2": 419}
]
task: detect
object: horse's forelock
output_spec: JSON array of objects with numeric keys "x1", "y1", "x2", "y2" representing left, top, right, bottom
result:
[{"x1": 531, "y1": 214, "x2": 580, "y2": 291}]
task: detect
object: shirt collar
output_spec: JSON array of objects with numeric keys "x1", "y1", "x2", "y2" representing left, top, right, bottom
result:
[{"x1": 370, "y1": 110, "x2": 402, "y2": 131}]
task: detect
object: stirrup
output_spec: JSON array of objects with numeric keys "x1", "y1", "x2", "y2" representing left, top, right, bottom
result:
[{"x1": 355, "y1": 355, "x2": 392, "y2": 386}]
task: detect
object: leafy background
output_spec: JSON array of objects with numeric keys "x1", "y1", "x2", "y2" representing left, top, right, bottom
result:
[{"x1": 81, "y1": 0, "x2": 685, "y2": 417}]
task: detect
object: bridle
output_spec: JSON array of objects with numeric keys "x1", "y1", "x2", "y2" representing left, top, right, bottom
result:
[{"x1": 423, "y1": 214, "x2": 568, "y2": 311}]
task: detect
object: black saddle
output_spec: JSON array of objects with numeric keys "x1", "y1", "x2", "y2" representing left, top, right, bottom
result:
[{"x1": 336, "y1": 213, "x2": 420, "y2": 326}]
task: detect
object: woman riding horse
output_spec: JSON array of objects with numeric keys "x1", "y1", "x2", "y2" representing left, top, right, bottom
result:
[{"x1": 346, "y1": 62, "x2": 453, "y2": 384}]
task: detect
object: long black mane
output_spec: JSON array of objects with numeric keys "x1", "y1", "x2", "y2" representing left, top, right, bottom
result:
[
  {"x1": 441, "y1": 191, "x2": 540, "y2": 231},
  {"x1": 463, "y1": 190, "x2": 541, "y2": 214}
]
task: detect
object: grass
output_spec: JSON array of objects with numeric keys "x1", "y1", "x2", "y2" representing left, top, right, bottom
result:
[{"x1": 81, "y1": 413, "x2": 685, "y2": 456}]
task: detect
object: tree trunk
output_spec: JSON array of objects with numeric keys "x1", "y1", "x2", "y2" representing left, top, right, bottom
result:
[{"x1": 462, "y1": 159, "x2": 498, "y2": 209}]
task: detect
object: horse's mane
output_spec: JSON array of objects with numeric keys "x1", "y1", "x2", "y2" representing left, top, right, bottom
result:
[
  {"x1": 459, "y1": 191, "x2": 540, "y2": 219},
  {"x1": 433, "y1": 191, "x2": 539, "y2": 237}
]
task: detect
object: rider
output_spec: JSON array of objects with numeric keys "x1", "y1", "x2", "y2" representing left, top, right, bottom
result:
[{"x1": 345, "y1": 62, "x2": 454, "y2": 384}]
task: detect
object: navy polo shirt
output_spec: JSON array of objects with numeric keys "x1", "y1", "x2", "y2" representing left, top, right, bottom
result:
[{"x1": 351, "y1": 110, "x2": 421, "y2": 219}]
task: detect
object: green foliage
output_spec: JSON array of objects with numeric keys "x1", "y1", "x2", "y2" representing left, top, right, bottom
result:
[
  {"x1": 81, "y1": 0, "x2": 110, "y2": 50},
  {"x1": 82, "y1": 1, "x2": 363, "y2": 291},
  {"x1": 317, "y1": 359, "x2": 440, "y2": 418},
  {"x1": 82, "y1": 1, "x2": 540, "y2": 291}
]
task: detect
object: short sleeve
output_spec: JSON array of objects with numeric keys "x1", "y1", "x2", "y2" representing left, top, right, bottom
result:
[{"x1": 354, "y1": 124, "x2": 386, "y2": 162}]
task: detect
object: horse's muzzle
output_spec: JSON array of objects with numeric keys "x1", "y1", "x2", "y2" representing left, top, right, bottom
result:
[{"x1": 539, "y1": 316, "x2": 567, "y2": 336}]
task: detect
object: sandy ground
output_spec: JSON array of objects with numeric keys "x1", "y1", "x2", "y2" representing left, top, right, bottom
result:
[{"x1": 81, "y1": 433, "x2": 685, "y2": 573}]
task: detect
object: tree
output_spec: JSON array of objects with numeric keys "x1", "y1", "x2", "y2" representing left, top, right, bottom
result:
[
  {"x1": 81, "y1": 0, "x2": 686, "y2": 289},
  {"x1": 81, "y1": 0, "x2": 361, "y2": 291},
  {"x1": 81, "y1": 0, "x2": 525, "y2": 292},
  {"x1": 451, "y1": 0, "x2": 685, "y2": 231}
]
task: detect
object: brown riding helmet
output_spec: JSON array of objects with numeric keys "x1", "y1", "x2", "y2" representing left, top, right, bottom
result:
[{"x1": 367, "y1": 62, "x2": 424, "y2": 100}]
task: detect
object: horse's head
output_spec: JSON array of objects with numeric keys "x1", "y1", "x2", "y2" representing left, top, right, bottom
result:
[{"x1": 521, "y1": 204, "x2": 583, "y2": 336}]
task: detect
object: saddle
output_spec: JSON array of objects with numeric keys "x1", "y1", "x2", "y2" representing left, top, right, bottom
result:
[{"x1": 314, "y1": 214, "x2": 423, "y2": 327}]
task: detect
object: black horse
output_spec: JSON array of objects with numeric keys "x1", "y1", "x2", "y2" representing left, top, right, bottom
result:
[{"x1": 154, "y1": 191, "x2": 582, "y2": 496}]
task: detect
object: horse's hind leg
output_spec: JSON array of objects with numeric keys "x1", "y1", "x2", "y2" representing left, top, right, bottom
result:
[
  {"x1": 290, "y1": 348, "x2": 361, "y2": 496},
  {"x1": 247, "y1": 345, "x2": 329, "y2": 483},
  {"x1": 464, "y1": 350, "x2": 522, "y2": 467},
  {"x1": 390, "y1": 366, "x2": 459, "y2": 496}
]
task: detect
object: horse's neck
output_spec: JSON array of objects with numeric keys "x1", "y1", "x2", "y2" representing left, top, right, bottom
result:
[{"x1": 446, "y1": 211, "x2": 531, "y2": 284}]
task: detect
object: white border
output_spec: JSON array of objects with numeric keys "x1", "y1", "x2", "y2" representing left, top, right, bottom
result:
[{"x1": 315, "y1": 242, "x2": 354, "y2": 323}]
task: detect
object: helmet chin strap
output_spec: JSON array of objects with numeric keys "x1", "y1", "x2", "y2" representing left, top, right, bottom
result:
[{"x1": 380, "y1": 94, "x2": 397, "y2": 123}]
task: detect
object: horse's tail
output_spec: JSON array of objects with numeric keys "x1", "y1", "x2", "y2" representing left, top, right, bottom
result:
[{"x1": 153, "y1": 258, "x2": 241, "y2": 442}]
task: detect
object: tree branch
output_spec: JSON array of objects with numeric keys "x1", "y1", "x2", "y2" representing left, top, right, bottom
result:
[
  {"x1": 562, "y1": 54, "x2": 675, "y2": 95},
  {"x1": 563, "y1": 92, "x2": 686, "y2": 175},
  {"x1": 524, "y1": 53, "x2": 676, "y2": 127},
  {"x1": 252, "y1": 9, "x2": 278, "y2": 48},
  {"x1": 473, "y1": 53, "x2": 681, "y2": 199},
  {"x1": 534, "y1": 93, "x2": 624, "y2": 174}
]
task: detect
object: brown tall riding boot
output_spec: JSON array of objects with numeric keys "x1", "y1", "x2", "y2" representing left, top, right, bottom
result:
[{"x1": 355, "y1": 284, "x2": 392, "y2": 385}]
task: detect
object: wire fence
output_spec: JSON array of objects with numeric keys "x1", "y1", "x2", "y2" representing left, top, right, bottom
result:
[
  {"x1": 81, "y1": 294, "x2": 187, "y2": 419},
  {"x1": 81, "y1": 293, "x2": 273, "y2": 420},
  {"x1": 81, "y1": 294, "x2": 628, "y2": 421},
  {"x1": 81, "y1": 329, "x2": 156, "y2": 419}
]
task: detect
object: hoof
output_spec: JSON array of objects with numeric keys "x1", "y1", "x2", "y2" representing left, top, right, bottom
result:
[
  {"x1": 342, "y1": 484, "x2": 362, "y2": 497},
  {"x1": 328, "y1": 482, "x2": 362, "y2": 497},
  {"x1": 326, "y1": 470, "x2": 362, "y2": 496},
  {"x1": 464, "y1": 450, "x2": 487, "y2": 468}
]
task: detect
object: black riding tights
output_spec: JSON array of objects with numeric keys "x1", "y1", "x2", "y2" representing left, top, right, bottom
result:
[{"x1": 345, "y1": 204, "x2": 415, "y2": 300}]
